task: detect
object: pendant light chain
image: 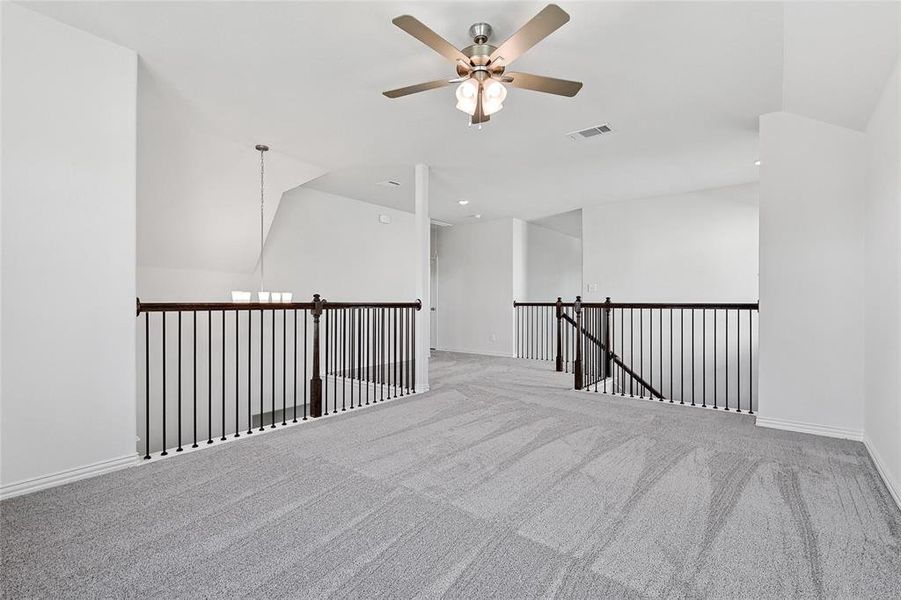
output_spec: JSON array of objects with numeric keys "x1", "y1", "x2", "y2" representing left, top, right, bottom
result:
[{"x1": 256, "y1": 144, "x2": 269, "y2": 294}]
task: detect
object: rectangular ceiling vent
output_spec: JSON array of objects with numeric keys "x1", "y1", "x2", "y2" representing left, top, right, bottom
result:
[
  {"x1": 567, "y1": 123, "x2": 612, "y2": 141},
  {"x1": 376, "y1": 180, "x2": 402, "y2": 188}
]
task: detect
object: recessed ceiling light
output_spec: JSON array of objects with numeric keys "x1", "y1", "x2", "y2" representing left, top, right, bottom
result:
[
  {"x1": 473, "y1": 214, "x2": 482, "y2": 219},
  {"x1": 458, "y1": 200, "x2": 469, "y2": 205},
  {"x1": 754, "y1": 160, "x2": 761, "y2": 166}
]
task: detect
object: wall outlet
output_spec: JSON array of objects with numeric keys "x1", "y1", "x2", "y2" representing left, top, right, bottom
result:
[
  {"x1": 489, "y1": 333, "x2": 497, "y2": 342},
  {"x1": 587, "y1": 283, "x2": 599, "y2": 293},
  {"x1": 379, "y1": 214, "x2": 391, "y2": 224}
]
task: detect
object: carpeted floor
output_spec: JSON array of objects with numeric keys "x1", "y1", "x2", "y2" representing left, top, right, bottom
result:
[{"x1": 2, "y1": 352, "x2": 900, "y2": 599}]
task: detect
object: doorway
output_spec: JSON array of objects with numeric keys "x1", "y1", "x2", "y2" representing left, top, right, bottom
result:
[{"x1": 430, "y1": 257, "x2": 438, "y2": 350}]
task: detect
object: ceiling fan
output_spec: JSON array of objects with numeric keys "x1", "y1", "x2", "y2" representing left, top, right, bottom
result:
[{"x1": 383, "y1": 4, "x2": 582, "y2": 126}]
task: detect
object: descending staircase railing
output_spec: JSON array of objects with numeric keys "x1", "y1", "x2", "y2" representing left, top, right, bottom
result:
[
  {"x1": 515, "y1": 297, "x2": 760, "y2": 413},
  {"x1": 136, "y1": 295, "x2": 421, "y2": 459}
]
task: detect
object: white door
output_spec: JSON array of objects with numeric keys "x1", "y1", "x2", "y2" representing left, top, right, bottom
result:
[{"x1": 430, "y1": 257, "x2": 438, "y2": 349}]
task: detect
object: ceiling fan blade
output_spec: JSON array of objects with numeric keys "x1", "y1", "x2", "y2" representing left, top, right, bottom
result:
[
  {"x1": 392, "y1": 15, "x2": 470, "y2": 64},
  {"x1": 489, "y1": 4, "x2": 570, "y2": 65},
  {"x1": 505, "y1": 72, "x2": 582, "y2": 97},
  {"x1": 383, "y1": 79, "x2": 451, "y2": 98}
]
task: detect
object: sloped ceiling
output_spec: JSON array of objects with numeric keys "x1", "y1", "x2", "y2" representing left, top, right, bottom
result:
[{"x1": 24, "y1": 1, "x2": 899, "y2": 271}]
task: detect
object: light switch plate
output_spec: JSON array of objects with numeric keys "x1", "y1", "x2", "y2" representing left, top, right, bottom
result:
[{"x1": 379, "y1": 214, "x2": 391, "y2": 224}]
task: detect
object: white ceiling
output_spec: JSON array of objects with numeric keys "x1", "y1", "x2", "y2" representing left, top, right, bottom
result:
[{"x1": 24, "y1": 1, "x2": 899, "y2": 241}]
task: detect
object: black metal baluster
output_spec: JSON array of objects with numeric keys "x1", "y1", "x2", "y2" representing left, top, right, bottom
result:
[
  {"x1": 322, "y1": 310, "x2": 330, "y2": 415},
  {"x1": 342, "y1": 309, "x2": 347, "y2": 411},
  {"x1": 333, "y1": 308, "x2": 338, "y2": 414},
  {"x1": 680, "y1": 309, "x2": 684, "y2": 405},
  {"x1": 144, "y1": 313, "x2": 150, "y2": 459},
  {"x1": 293, "y1": 309, "x2": 298, "y2": 423},
  {"x1": 648, "y1": 308, "x2": 653, "y2": 398},
  {"x1": 303, "y1": 310, "x2": 308, "y2": 421},
  {"x1": 209, "y1": 310, "x2": 214, "y2": 443},
  {"x1": 235, "y1": 311, "x2": 240, "y2": 437},
  {"x1": 259, "y1": 309, "x2": 264, "y2": 432},
  {"x1": 381, "y1": 308, "x2": 386, "y2": 401},
  {"x1": 193, "y1": 312, "x2": 198, "y2": 447},
  {"x1": 629, "y1": 308, "x2": 634, "y2": 397},
  {"x1": 366, "y1": 308, "x2": 371, "y2": 406},
  {"x1": 659, "y1": 310, "x2": 663, "y2": 402},
  {"x1": 748, "y1": 311, "x2": 754, "y2": 415},
  {"x1": 177, "y1": 312, "x2": 183, "y2": 451},
  {"x1": 412, "y1": 305, "x2": 417, "y2": 393},
  {"x1": 702, "y1": 309, "x2": 707, "y2": 408},
  {"x1": 350, "y1": 308, "x2": 356, "y2": 408},
  {"x1": 736, "y1": 309, "x2": 741, "y2": 413},
  {"x1": 691, "y1": 310, "x2": 696, "y2": 407},
  {"x1": 725, "y1": 310, "x2": 729, "y2": 411},
  {"x1": 282, "y1": 309, "x2": 287, "y2": 424},
  {"x1": 247, "y1": 310, "x2": 253, "y2": 434},
  {"x1": 640, "y1": 308, "x2": 644, "y2": 397},
  {"x1": 271, "y1": 309, "x2": 276, "y2": 427},
  {"x1": 162, "y1": 312, "x2": 168, "y2": 456},
  {"x1": 221, "y1": 311, "x2": 226, "y2": 440},
  {"x1": 669, "y1": 309, "x2": 673, "y2": 403},
  {"x1": 712, "y1": 310, "x2": 717, "y2": 409},
  {"x1": 392, "y1": 308, "x2": 397, "y2": 398},
  {"x1": 358, "y1": 308, "x2": 364, "y2": 403}
]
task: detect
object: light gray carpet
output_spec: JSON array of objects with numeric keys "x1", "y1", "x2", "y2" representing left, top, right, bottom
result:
[{"x1": 2, "y1": 352, "x2": 900, "y2": 599}]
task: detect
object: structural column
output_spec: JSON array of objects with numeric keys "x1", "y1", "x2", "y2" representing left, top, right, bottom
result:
[{"x1": 414, "y1": 163, "x2": 430, "y2": 392}]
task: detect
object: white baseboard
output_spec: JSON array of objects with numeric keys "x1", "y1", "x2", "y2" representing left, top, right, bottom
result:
[
  {"x1": 754, "y1": 416, "x2": 863, "y2": 441},
  {"x1": 0, "y1": 454, "x2": 139, "y2": 501},
  {"x1": 434, "y1": 347, "x2": 516, "y2": 359},
  {"x1": 863, "y1": 436, "x2": 901, "y2": 512}
]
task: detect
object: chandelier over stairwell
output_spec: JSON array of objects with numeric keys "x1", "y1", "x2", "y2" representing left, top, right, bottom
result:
[{"x1": 230, "y1": 144, "x2": 292, "y2": 303}]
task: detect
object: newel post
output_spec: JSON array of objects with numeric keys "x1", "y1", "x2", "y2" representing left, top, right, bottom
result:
[
  {"x1": 573, "y1": 296, "x2": 583, "y2": 390},
  {"x1": 309, "y1": 294, "x2": 324, "y2": 418},
  {"x1": 555, "y1": 297, "x2": 564, "y2": 372},
  {"x1": 603, "y1": 296, "x2": 612, "y2": 378}
]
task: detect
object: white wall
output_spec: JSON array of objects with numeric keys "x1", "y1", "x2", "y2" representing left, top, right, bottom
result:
[
  {"x1": 137, "y1": 66, "x2": 324, "y2": 274},
  {"x1": 582, "y1": 183, "x2": 759, "y2": 302},
  {"x1": 436, "y1": 219, "x2": 518, "y2": 357},
  {"x1": 1, "y1": 5, "x2": 138, "y2": 493},
  {"x1": 579, "y1": 185, "x2": 759, "y2": 406},
  {"x1": 523, "y1": 222, "x2": 581, "y2": 302},
  {"x1": 259, "y1": 187, "x2": 416, "y2": 302},
  {"x1": 864, "y1": 61, "x2": 900, "y2": 502},
  {"x1": 758, "y1": 112, "x2": 867, "y2": 438}
]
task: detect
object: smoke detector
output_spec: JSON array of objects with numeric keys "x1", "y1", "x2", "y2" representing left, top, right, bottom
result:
[{"x1": 567, "y1": 123, "x2": 612, "y2": 141}]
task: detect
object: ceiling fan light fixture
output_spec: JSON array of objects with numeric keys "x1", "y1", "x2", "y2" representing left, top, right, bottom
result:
[{"x1": 455, "y1": 78, "x2": 480, "y2": 115}]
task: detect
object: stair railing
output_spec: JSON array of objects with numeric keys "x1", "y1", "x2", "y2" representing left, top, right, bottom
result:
[
  {"x1": 515, "y1": 296, "x2": 760, "y2": 413},
  {"x1": 136, "y1": 295, "x2": 421, "y2": 459}
]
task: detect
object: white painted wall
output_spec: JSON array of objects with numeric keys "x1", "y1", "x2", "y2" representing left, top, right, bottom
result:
[
  {"x1": 137, "y1": 66, "x2": 324, "y2": 274},
  {"x1": 863, "y1": 61, "x2": 900, "y2": 501},
  {"x1": 1, "y1": 4, "x2": 137, "y2": 492},
  {"x1": 582, "y1": 183, "x2": 759, "y2": 303},
  {"x1": 523, "y1": 222, "x2": 581, "y2": 302},
  {"x1": 259, "y1": 186, "x2": 416, "y2": 301},
  {"x1": 436, "y1": 219, "x2": 518, "y2": 357},
  {"x1": 580, "y1": 185, "x2": 759, "y2": 407},
  {"x1": 758, "y1": 112, "x2": 867, "y2": 438}
]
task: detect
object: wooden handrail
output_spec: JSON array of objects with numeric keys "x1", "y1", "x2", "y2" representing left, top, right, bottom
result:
[{"x1": 137, "y1": 299, "x2": 422, "y2": 314}]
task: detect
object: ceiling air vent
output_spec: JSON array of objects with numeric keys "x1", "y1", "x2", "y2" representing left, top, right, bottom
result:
[{"x1": 567, "y1": 123, "x2": 612, "y2": 141}]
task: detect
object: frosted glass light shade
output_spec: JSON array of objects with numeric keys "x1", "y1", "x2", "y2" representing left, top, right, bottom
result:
[
  {"x1": 258, "y1": 291, "x2": 270, "y2": 303},
  {"x1": 282, "y1": 292, "x2": 293, "y2": 303},
  {"x1": 231, "y1": 291, "x2": 251, "y2": 303},
  {"x1": 271, "y1": 292, "x2": 282, "y2": 303},
  {"x1": 481, "y1": 80, "x2": 507, "y2": 116},
  {"x1": 455, "y1": 79, "x2": 479, "y2": 115}
]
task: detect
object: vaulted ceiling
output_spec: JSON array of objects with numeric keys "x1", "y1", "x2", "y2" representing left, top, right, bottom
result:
[{"x1": 25, "y1": 1, "x2": 899, "y2": 271}]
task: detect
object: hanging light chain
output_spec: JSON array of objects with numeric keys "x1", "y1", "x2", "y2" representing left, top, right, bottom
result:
[{"x1": 255, "y1": 144, "x2": 269, "y2": 293}]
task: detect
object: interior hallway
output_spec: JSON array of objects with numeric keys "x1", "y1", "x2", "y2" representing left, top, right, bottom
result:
[{"x1": 2, "y1": 352, "x2": 899, "y2": 599}]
